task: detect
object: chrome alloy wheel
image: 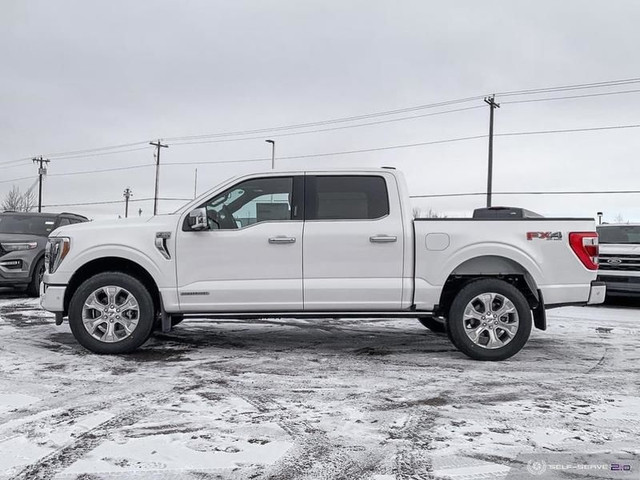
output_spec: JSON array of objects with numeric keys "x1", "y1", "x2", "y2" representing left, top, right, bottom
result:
[
  {"x1": 81, "y1": 286, "x2": 140, "y2": 343},
  {"x1": 463, "y1": 292, "x2": 519, "y2": 349}
]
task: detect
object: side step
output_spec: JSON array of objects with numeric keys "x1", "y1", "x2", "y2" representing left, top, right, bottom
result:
[{"x1": 178, "y1": 311, "x2": 434, "y2": 320}]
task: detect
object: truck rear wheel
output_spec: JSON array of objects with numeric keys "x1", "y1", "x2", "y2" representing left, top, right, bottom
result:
[
  {"x1": 68, "y1": 272, "x2": 155, "y2": 354},
  {"x1": 417, "y1": 316, "x2": 446, "y2": 334},
  {"x1": 446, "y1": 279, "x2": 531, "y2": 361}
]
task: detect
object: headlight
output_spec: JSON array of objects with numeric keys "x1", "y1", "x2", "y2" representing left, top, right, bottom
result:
[
  {"x1": 1, "y1": 242, "x2": 38, "y2": 251},
  {"x1": 46, "y1": 237, "x2": 71, "y2": 274}
]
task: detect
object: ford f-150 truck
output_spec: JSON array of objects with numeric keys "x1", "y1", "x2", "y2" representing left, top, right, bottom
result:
[{"x1": 41, "y1": 168, "x2": 605, "y2": 360}]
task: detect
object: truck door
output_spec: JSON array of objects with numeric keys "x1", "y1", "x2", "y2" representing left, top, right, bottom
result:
[
  {"x1": 302, "y1": 173, "x2": 405, "y2": 310},
  {"x1": 175, "y1": 175, "x2": 304, "y2": 312}
]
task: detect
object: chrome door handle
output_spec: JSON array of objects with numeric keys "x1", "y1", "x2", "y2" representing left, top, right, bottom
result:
[
  {"x1": 370, "y1": 235, "x2": 397, "y2": 243},
  {"x1": 269, "y1": 236, "x2": 296, "y2": 244}
]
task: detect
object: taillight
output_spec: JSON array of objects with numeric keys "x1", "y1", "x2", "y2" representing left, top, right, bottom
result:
[{"x1": 569, "y1": 232, "x2": 599, "y2": 270}]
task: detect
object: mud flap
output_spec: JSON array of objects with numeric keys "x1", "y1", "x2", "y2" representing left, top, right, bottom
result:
[
  {"x1": 532, "y1": 289, "x2": 547, "y2": 331},
  {"x1": 160, "y1": 305, "x2": 172, "y2": 333}
]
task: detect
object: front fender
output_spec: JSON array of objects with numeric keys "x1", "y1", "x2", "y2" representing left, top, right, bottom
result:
[{"x1": 51, "y1": 244, "x2": 172, "y2": 289}]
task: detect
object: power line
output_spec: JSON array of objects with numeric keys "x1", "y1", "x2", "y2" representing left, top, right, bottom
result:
[
  {"x1": 3, "y1": 76, "x2": 640, "y2": 166},
  {"x1": 169, "y1": 106, "x2": 486, "y2": 146},
  {"x1": 501, "y1": 88, "x2": 640, "y2": 105},
  {"x1": 163, "y1": 96, "x2": 487, "y2": 142},
  {"x1": 43, "y1": 197, "x2": 192, "y2": 208},
  {"x1": 3, "y1": 121, "x2": 640, "y2": 186},
  {"x1": 0, "y1": 146, "x2": 152, "y2": 167},
  {"x1": 410, "y1": 190, "x2": 640, "y2": 199},
  {"x1": 48, "y1": 163, "x2": 154, "y2": 177},
  {"x1": 496, "y1": 123, "x2": 640, "y2": 137},
  {"x1": 0, "y1": 175, "x2": 36, "y2": 185},
  {"x1": 495, "y1": 77, "x2": 640, "y2": 97},
  {"x1": 48, "y1": 146, "x2": 153, "y2": 161}
]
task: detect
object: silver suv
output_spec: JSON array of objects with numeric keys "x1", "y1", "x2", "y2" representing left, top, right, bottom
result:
[
  {"x1": 0, "y1": 211, "x2": 87, "y2": 296},
  {"x1": 597, "y1": 224, "x2": 640, "y2": 298}
]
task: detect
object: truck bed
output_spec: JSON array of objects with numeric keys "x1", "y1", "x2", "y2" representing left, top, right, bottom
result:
[{"x1": 412, "y1": 217, "x2": 598, "y2": 311}]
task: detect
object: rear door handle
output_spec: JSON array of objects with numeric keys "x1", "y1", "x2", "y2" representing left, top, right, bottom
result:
[
  {"x1": 370, "y1": 235, "x2": 397, "y2": 243},
  {"x1": 269, "y1": 236, "x2": 296, "y2": 244}
]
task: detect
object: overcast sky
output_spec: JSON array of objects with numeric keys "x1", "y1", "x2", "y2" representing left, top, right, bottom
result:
[{"x1": 2, "y1": 0, "x2": 640, "y2": 222}]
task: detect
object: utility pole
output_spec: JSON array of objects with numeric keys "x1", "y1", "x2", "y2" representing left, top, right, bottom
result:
[
  {"x1": 193, "y1": 168, "x2": 198, "y2": 199},
  {"x1": 484, "y1": 95, "x2": 500, "y2": 208},
  {"x1": 32, "y1": 156, "x2": 50, "y2": 212},
  {"x1": 123, "y1": 187, "x2": 133, "y2": 218},
  {"x1": 149, "y1": 140, "x2": 168, "y2": 215},
  {"x1": 265, "y1": 139, "x2": 275, "y2": 169}
]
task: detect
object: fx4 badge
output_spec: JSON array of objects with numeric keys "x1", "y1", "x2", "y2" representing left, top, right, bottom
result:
[{"x1": 527, "y1": 231, "x2": 563, "y2": 241}]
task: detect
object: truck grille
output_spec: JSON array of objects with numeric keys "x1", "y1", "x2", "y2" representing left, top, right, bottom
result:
[
  {"x1": 599, "y1": 253, "x2": 640, "y2": 271},
  {"x1": 0, "y1": 245, "x2": 6, "y2": 258}
]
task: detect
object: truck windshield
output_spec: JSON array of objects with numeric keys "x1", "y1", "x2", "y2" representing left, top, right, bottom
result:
[
  {"x1": 0, "y1": 214, "x2": 58, "y2": 236},
  {"x1": 597, "y1": 225, "x2": 640, "y2": 244}
]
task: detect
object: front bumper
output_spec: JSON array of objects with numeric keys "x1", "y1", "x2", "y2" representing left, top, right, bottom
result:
[
  {"x1": 587, "y1": 281, "x2": 606, "y2": 305},
  {"x1": 0, "y1": 260, "x2": 33, "y2": 285},
  {"x1": 597, "y1": 275, "x2": 640, "y2": 296},
  {"x1": 40, "y1": 282, "x2": 66, "y2": 313}
]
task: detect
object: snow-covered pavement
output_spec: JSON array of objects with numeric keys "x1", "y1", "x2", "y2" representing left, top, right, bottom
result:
[{"x1": 0, "y1": 293, "x2": 638, "y2": 479}]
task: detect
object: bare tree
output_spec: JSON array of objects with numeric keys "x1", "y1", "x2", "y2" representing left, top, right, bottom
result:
[
  {"x1": 413, "y1": 207, "x2": 447, "y2": 219},
  {"x1": 613, "y1": 213, "x2": 625, "y2": 224},
  {"x1": 1, "y1": 185, "x2": 36, "y2": 212}
]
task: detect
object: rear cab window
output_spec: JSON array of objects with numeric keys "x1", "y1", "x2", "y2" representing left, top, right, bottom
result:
[{"x1": 305, "y1": 175, "x2": 389, "y2": 220}]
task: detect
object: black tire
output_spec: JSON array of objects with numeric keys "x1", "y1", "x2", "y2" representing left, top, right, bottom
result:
[
  {"x1": 68, "y1": 272, "x2": 155, "y2": 354},
  {"x1": 447, "y1": 279, "x2": 532, "y2": 361},
  {"x1": 417, "y1": 316, "x2": 446, "y2": 334},
  {"x1": 26, "y1": 258, "x2": 45, "y2": 297}
]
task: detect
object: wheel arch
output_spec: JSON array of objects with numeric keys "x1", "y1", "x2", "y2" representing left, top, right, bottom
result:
[
  {"x1": 28, "y1": 252, "x2": 46, "y2": 279},
  {"x1": 436, "y1": 255, "x2": 546, "y2": 330},
  {"x1": 63, "y1": 257, "x2": 161, "y2": 317}
]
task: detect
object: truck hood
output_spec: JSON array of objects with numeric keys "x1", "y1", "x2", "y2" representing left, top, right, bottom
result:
[
  {"x1": 599, "y1": 244, "x2": 640, "y2": 254},
  {"x1": 50, "y1": 215, "x2": 180, "y2": 238},
  {"x1": 0, "y1": 233, "x2": 44, "y2": 243}
]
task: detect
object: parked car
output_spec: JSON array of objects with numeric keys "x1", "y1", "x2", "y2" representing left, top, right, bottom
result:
[
  {"x1": 41, "y1": 168, "x2": 604, "y2": 360},
  {"x1": 596, "y1": 223, "x2": 640, "y2": 297},
  {"x1": 0, "y1": 211, "x2": 88, "y2": 296}
]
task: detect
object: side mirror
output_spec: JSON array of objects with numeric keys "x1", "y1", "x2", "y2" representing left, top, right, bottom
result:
[{"x1": 188, "y1": 208, "x2": 209, "y2": 231}]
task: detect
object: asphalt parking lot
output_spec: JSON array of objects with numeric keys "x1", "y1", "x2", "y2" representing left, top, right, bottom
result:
[{"x1": 0, "y1": 291, "x2": 639, "y2": 480}]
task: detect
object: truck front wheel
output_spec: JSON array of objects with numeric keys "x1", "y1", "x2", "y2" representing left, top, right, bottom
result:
[
  {"x1": 447, "y1": 279, "x2": 532, "y2": 361},
  {"x1": 68, "y1": 272, "x2": 155, "y2": 354}
]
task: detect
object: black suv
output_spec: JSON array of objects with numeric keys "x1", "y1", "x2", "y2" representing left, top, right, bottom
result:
[{"x1": 0, "y1": 211, "x2": 88, "y2": 296}]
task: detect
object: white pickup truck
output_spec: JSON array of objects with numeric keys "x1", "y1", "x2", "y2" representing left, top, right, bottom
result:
[{"x1": 41, "y1": 168, "x2": 605, "y2": 360}]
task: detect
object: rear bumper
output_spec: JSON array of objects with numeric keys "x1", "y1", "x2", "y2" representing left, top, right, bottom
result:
[
  {"x1": 40, "y1": 283, "x2": 66, "y2": 313},
  {"x1": 587, "y1": 281, "x2": 606, "y2": 304}
]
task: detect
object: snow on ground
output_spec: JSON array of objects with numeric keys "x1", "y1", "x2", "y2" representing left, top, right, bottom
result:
[{"x1": 0, "y1": 291, "x2": 639, "y2": 479}]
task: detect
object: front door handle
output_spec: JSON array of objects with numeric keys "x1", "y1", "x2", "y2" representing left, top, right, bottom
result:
[
  {"x1": 370, "y1": 235, "x2": 397, "y2": 243},
  {"x1": 269, "y1": 236, "x2": 296, "y2": 244}
]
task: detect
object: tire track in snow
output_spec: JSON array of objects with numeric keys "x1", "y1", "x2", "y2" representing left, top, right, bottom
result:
[
  {"x1": 9, "y1": 391, "x2": 171, "y2": 480},
  {"x1": 228, "y1": 389, "x2": 379, "y2": 480},
  {"x1": 390, "y1": 410, "x2": 437, "y2": 480}
]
